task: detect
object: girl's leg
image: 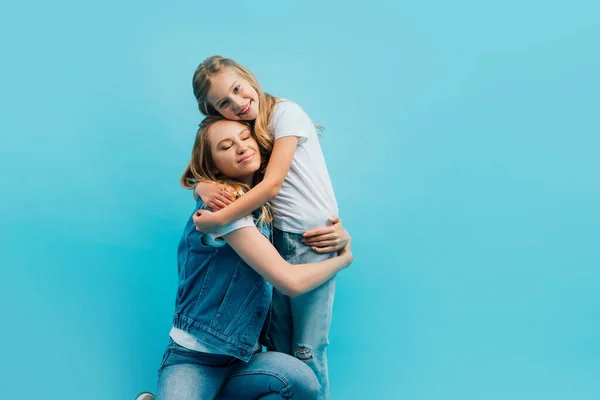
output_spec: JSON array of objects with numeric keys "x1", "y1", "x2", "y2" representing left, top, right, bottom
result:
[
  {"x1": 270, "y1": 228, "x2": 337, "y2": 400},
  {"x1": 215, "y1": 351, "x2": 319, "y2": 400},
  {"x1": 290, "y1": 274, "x2": 335, "y2": 400},
  {"x1": 267, "y1": 228, "x2": 297, "y2": 355},
  {"x1": 268, "y1": 288, "x2": 294, "y2": 354},
  {"x1": 156, "y1": 340, "x2": 232, "y2": 400}
]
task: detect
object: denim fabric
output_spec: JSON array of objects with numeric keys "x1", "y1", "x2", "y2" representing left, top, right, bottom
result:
[
  {"x1": 172, "y1": 199, "x2": 272, "y2": 361},
  {"x1": 267, "y1": 227, "x2": 337, "y2": 400},
  {"x1": 156, "y1": 339, "x2": 319, "y2": 400}
]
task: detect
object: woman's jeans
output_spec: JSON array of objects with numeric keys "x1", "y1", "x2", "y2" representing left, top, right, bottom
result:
[
  {"x1": 156, "y1": 339, "x2": 319, "y2": 400},
  {"x1": 269, "y1": 227, "x2": 337, "y2": 400}
]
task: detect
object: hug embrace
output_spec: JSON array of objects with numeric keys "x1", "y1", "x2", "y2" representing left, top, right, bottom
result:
[{"x1": 138, "y1": 55, "x2": 353, "y2": 400}]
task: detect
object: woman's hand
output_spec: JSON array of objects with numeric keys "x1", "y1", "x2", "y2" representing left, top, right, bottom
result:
[
  {"x1": 194, "y1": 181, "x2": 235, "y2": 211},
  {"x1": 338, "y1": 237, "x2": 353, "y2": 265},
  {"x1": 301, "y1": 216, "x2": 350, "y2": 254}
]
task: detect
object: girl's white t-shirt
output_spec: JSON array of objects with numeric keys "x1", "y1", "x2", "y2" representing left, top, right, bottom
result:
[{"x1": 268, "y1": 100, "x2": 338, "y2": 233}]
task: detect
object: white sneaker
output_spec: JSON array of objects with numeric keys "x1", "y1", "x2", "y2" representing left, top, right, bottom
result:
[{"x1": 135, "y1": 392, "x2": 155, "y2": 400}]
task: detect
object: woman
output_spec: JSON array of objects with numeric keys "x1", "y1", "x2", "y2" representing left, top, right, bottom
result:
[{"x1": 142, "y1": 117, "x2": 352, "y2": 400}]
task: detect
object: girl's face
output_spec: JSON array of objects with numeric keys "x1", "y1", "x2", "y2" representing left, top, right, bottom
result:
[
  {"x1": 208, "y1": 120, "x2": 261, "y2": 184},
  {"x1": 206, "y1": 70, "x2": 259, "y2": 121}
]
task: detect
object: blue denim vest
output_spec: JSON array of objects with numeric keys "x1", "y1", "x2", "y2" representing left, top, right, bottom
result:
[{"x1": 172, "y1": 199, "x2": 272, "y2": 361}]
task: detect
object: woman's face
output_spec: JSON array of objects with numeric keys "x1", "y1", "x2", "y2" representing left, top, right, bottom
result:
[
  {"x1": 206, "y1": 70, "x2": 259, "y2": 121},
  {"x1": 208, "y1": 120, "x2": 261, "y2": 184}
]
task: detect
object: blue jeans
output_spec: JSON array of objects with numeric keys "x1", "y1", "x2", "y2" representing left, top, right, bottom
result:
[
  {"x1": 156, "y1": 339, "x2": 319, "y2": 399},
  {"x1": 269, "y1": 228, "x2": 337, "y2": 400}
]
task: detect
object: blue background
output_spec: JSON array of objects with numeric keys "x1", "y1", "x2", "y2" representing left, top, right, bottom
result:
[{"x1": 1, "y1": 1, "x2": 599, "y2": 399}]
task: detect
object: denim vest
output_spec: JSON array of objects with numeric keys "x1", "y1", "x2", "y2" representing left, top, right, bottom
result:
[{"x1": 172, "y1": 199, "x2": 272, "y2": 362}]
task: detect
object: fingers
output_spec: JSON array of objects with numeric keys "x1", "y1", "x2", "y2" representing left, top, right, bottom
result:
[
  {"x1": 311, "y1": 245, "x2": 339, "y2": 254},
  {"x1": 308, "y1": 239, "x2": 343, "y2": 248},
  {"x1": 207, "y1": 192, "x2": 233, "y2": 211},
  {"x1": 307, "y1": 236, "x2": 348, "y2": 253},
  {"x1": 209, "y1": 200, "x2": 226, "y2": 211},
  {"x1": 302, "y1": 226, "x2": 335, "y2": 238},
  {"x1": 192, "y1": 212, "x2": 202, "y2": 229},
  {"x1": 302, "y1": 233, "x2": 337, "y2": 244},
  {"x1": 303, "y1": 216, "x2": 344, "y2": 237},
  {"x1": 221, "y1": 191, "x2": 235, "y2": 202},
  {"x1": 218, "y1": 195, "x2": 233, "y2": 206},
  {"x1": 212, "y1": 192, "x2": 233, "y2": 208},
  {"x1": 218, "y1": 183, "x2": 237, "y2": 199},
  {"x1": 193, "y1": 210, "x2": 209, "y2": 230}
]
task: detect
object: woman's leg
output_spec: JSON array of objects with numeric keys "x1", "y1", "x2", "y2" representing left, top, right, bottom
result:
[
  {"x1": 156, "y1": 340, "x2": 232, "y2": 400},
  {"x1": 215, "y1": 351, "x2": 319, "y2": 400}
]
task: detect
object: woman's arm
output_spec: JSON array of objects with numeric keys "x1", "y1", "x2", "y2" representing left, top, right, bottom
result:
[
  {"x1": 193, "y1": 136, "x2": 298, "y2": 232},
  {"x1": 224, "y1": 226, "x2": 353, "y2": 298},
  {"x1": 302, "y1": 216, "x2": 350, "y2": 253}
]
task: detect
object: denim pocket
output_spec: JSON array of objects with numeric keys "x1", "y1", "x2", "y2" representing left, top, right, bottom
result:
[{"x1": 213, "y1": 260, "x2": 242, "y2": 324}]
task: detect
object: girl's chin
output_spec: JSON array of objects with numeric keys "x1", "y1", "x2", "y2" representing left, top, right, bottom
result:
[{"x1": 238, "y1": 114, "x2": 256, "y2": 121}]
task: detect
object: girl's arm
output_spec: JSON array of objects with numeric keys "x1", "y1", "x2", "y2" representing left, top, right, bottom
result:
[
  {"x1": 193, "y1": 136, "x2": 298, "y2": 232},
  {"x1": 194, "y1": 181, "x2": 235, "y2": 210},
  {"x1": 224, "y1": 226, "x2": 353, "y2": 298}
]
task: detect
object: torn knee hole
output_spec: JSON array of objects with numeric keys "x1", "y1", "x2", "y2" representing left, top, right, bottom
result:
[{"x1": 295, "y1": 344, "x2": 314, "y2": 361}]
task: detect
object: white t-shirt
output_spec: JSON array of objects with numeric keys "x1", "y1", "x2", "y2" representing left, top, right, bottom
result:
[
  {"x1": 170, "y1": 215, "x2": 262, "y2": 355},
  {"x1": 268, "y1": 100, "x2": 339, "y2": 233}
]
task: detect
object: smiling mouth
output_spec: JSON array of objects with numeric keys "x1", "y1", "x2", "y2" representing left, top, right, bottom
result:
[
  {"x1": 237, "y1": 101, "x2": 252, "y2": 116},
  {"x1": 238, "y1": 153, "x2": 255, "y2": 163}
]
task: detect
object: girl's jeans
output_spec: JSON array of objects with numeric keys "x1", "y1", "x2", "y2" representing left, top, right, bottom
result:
[
  {"x1": 156, "y1": 339, "x2": 319, "y2": 400},
  {"x1": 268, "y1": 227, "x2": 337, "y2": 400}
]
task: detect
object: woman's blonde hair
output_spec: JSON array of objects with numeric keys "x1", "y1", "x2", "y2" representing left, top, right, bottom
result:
[
  {"x1": 181, "y1": 117, "x2": 272, "y2": 225},
  {"x1": 192, "y1": 55, "x2": 279, "y2": 169}
]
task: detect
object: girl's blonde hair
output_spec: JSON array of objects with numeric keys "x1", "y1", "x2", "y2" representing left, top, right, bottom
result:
[
  {"x1": 192, "y1": 55, "x2": 279, "y2": 171},
  {"x1": 181, "y1": 117, "x2": 272, "y2": 225}
]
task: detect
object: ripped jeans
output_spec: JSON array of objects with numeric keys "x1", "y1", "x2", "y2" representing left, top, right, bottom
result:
[{"x1": 267, "y1": 227, "x2": 337, "y2": 400}]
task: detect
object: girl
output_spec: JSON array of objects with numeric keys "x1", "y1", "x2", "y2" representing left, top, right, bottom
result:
[
  {"x1": 145, "y1": 117, "x2": 352, "y2": 400},
  {"x1": 191, "y1": 56, "x2": 345, "y2": 399}
]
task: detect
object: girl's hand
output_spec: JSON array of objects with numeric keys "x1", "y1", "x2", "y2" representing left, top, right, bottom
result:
[
  {"x1": 194, "y1": 181, "x2": 235, "y2": 211},
  {"x1": 301, "y1": 216, "x2": 350, "y2": 254},
  {"x1": 192, "y1": 209, "x2": 225, "y2": 233}
]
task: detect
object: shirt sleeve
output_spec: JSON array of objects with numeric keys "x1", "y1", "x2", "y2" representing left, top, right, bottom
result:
[
  {"x1": 207, "y1": 214, "x2": 255, "y2": 243},
  {"x1": 270, "y1": 101, "x2": 313, "y2": 144}
]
